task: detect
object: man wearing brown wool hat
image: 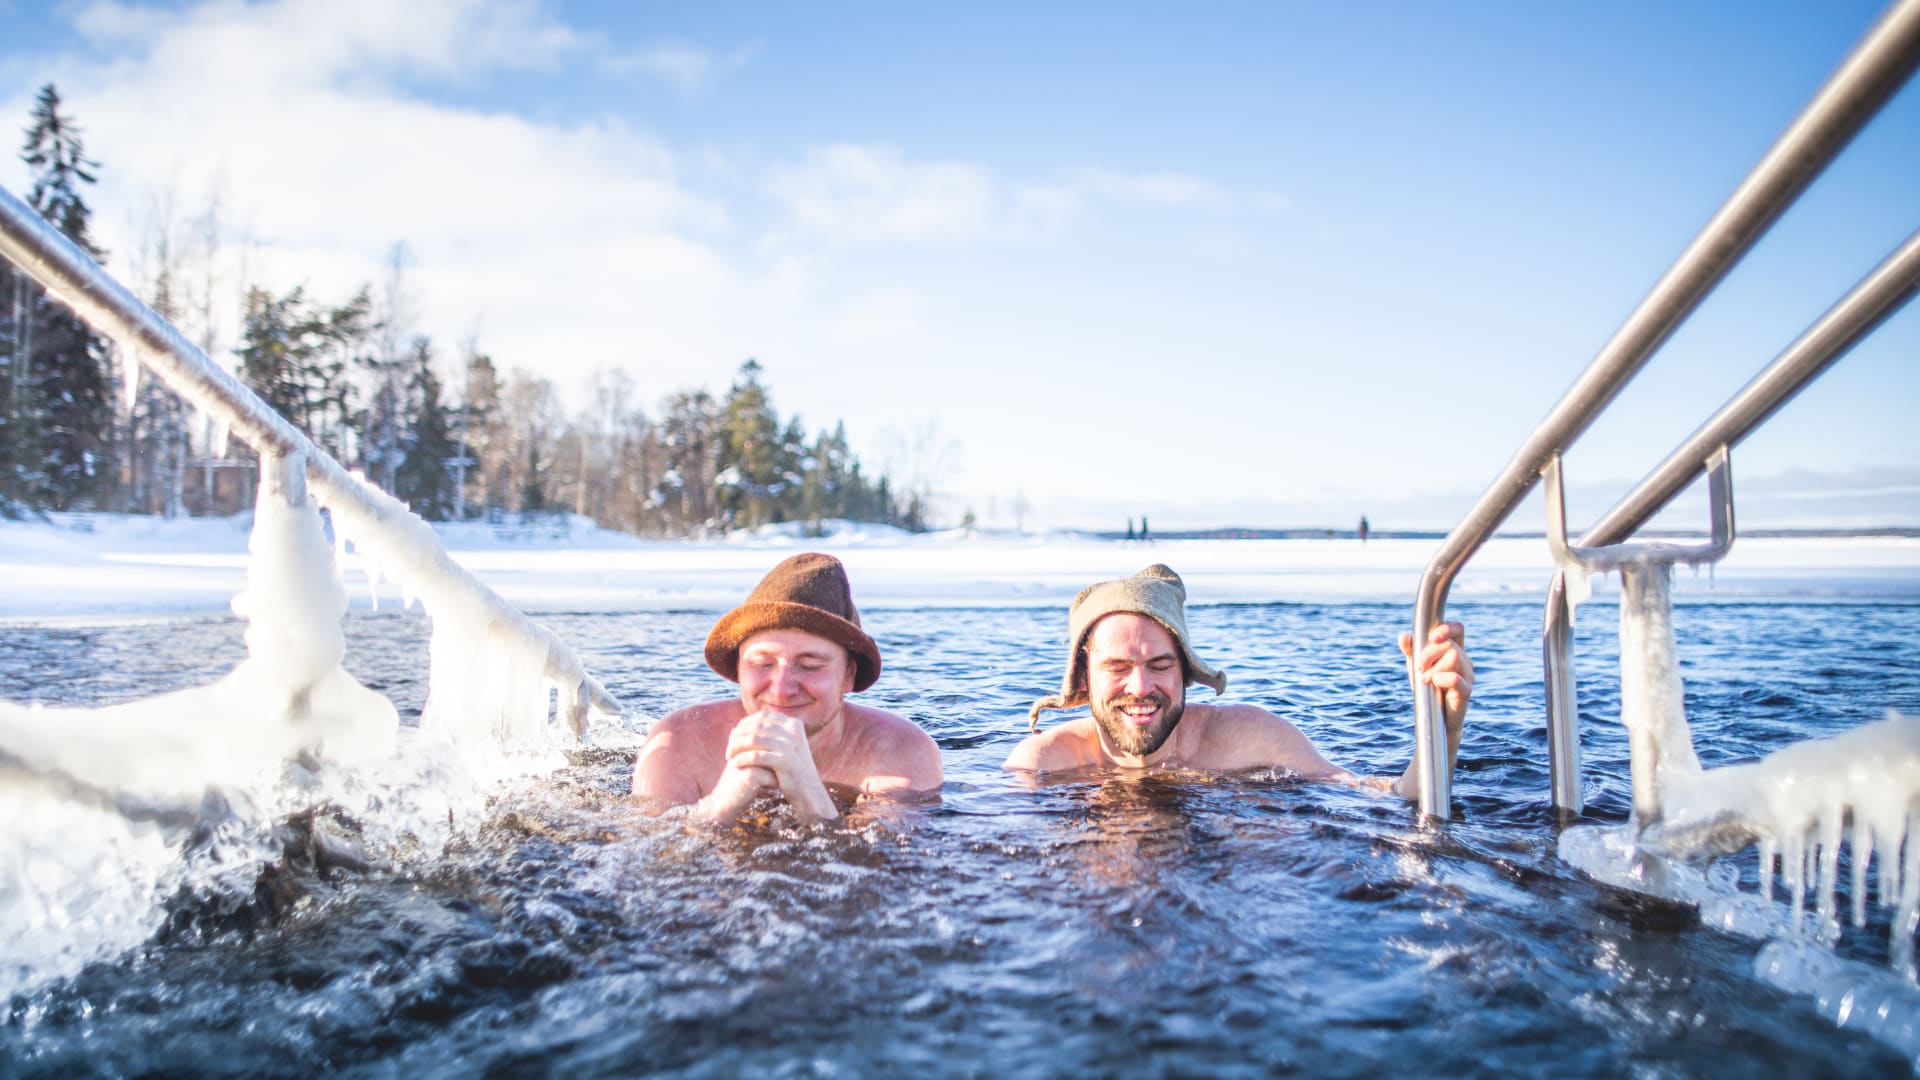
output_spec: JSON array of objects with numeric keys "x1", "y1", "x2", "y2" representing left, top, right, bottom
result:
[
  {"x1": 1005, "y1": 564, "x2": 1473, "y2": 803},
  {"x1": 633, "y1": 552, "x2": 941, "y2": 823}
]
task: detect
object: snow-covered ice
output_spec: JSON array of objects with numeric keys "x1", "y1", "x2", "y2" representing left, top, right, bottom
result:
[{"x1": 4, "y1": 512, "x2": 1915, "y2": 621}]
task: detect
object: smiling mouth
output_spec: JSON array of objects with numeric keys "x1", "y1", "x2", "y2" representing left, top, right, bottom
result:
[{"x1": 1116, "y1": 699, "x2": 1162, "y2": 726}]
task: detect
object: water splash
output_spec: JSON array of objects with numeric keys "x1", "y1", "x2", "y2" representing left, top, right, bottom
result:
[{"x1": 0, "y1": 455, "x2": 574, "y2": 1001}]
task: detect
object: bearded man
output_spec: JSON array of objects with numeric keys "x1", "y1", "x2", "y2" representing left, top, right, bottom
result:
[
  {"x1": 1003, "y1": 564, "x2": 1471, "y2": 803},
  {"x1": 634, "y1": 552, "x2": 942, "y2": 823}
]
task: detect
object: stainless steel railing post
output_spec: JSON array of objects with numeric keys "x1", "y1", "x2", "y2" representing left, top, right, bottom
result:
[
  {"x1": 1542, "y1": 578, "x2": 1581, "y2": 817},
  {"x1": 1407, "y1": 0, "x2": 1920, "y2": 820}
]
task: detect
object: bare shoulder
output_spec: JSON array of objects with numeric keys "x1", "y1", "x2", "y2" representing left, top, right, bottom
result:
[
  {"x1": 1003, "y1": 717, "x2": 1102, "y2": 773},
  {"x1": 632, "y1": 699, "x2": 742, "y2": 802},
  {"x1": 840, "y1": 703, "x2": 942, "y2": 792},
  {"x1": 1179, "y1": 702, "x2": 1346, "y2": 777},
  {"x1": 645, "y1": 699, "x2": 745, "y2": 745}
]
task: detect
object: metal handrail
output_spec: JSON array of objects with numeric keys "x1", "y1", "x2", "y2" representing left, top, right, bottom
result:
[
  {"x1": 1575, "y1": 228, "x2": 1920, "y2": 551},
  {"x1": 1408, "y1": 0, "x2": 1920, "y2": 819},
  {"x1": 0, "y1": 183, "x2": 620, "y2": 733},
  {"x1": 1537, "y1": 226, "x2": 1920, "y2": 813}
]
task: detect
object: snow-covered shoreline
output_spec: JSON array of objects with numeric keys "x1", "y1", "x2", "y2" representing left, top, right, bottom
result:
[{"x1": 3, "y1": 512, "x2": 1917, "y2": 621}]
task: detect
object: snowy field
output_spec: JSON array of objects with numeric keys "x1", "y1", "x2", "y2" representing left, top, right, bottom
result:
[{"x1": 2, "y1": 512, "x2": 1916, "y2": 621}]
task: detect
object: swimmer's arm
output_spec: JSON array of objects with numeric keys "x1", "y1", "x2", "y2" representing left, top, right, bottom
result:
[
  {"x1": 1001, "y1": 723, "x2": 1098, "y2": 773},
  {"x1": 855, "y1": 724, "x2": 944, "y2": 798},
  {"x1": 1206, "y1": 703, "x2": 1350, "y2": 779},
  {"x1": 633, "y1": 705, "x2": 769, "y2": 822},
  {"x1": 632, "y1": 713, "x2": 706, "y2": 806}
]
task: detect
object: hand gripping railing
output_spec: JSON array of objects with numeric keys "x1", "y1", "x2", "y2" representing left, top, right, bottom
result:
[
  {"x1": 0, "y1": 182, "x2": 620, "y2": 737},
  {"x1": 1408, "y1": 0, "x2": 1920, "y2": 819}
]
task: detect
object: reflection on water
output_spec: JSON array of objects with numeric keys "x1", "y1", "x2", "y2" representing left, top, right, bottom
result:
[{"x1": 3, "y1": 601, "x2": 1920, "y2": 1075}]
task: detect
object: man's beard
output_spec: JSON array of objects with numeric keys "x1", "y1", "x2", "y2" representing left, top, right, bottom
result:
[{"x1": 1091, "y1": 691, "x2": 1185, "y2": 758}]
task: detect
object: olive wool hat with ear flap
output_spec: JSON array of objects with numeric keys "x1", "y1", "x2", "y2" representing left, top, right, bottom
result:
[
  {"x1": 704, "y1": 552, "x2": 882, "y2": 692},
  {"x1": 1026, "y1": 563, "x2": 1226, "y2": 729}
]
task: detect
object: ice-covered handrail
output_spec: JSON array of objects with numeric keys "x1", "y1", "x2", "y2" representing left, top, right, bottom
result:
[
  {"x1": 1538, "y1": 228, "x2": 1920, "y2": 813},
  {"x1": 0, "y1": 182, "x2": 619, "y2": 743},
  {"x1": 1407, "y1": 0, "x2": 1920, "y2": 819}
]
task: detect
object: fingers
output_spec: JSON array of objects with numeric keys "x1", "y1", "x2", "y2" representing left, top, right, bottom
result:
[
  {"x1": 727, "y1": 750, "x2": 782, "y2": 771},
  {"x1": 1401, "y1": 622, "x2": 1465, "y2": 656},
  {"x1": 728, "y1": 711, "x2": 806, "y2": 754}
]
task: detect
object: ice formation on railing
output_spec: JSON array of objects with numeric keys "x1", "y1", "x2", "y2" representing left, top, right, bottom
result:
[
  {"x1": 1590, "y1": 560, "x2": 1918, "y2": 960},
  {"x1": 0, "y1": 179, "x2": 618, "y2": 754},
  {"x1": 0, "y1": 454, "x2": 398, "y2": 1000},
  {"x1": 0, "y1": 173, "x2": 631, "y2": 1006},
  {"x1": 313, "y1": 472, "x2": 610, "y2": 752},
  {"x1": 1558, "y1": 556, "x2": 1920, "y2": 1061}
]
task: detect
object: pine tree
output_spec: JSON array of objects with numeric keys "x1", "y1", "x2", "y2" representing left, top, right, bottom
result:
[
  {"x1": 499, "y1": 368, "x2": 559, "y2": 517},
  {"x1": 461, "y1": 350, "x2": 505, "y2": 517},
  {"x1": 713, "y1": 358, "x2": 811, "y2": 529},
  {"x1": 391, "y1": 337, "x2": 456, "y2": 519},
  {"x1": 22, "y1": 86, "x2": 103, "y2": 259},
  {"x1": 0, "y1": 256, "x2": 28, "y2": 515},
  {"x1": 654, "y1": 388, "x2": 718, "y2": 533},
  {"x1": 235, "y1": 284, "x2": 372, "y2": 461},
  {"x1": 16, "y1": 83, "x2": 114, "y2": 510},
  {"x1": 520, "y1": 441, "x2": 548, "y2": 514},
  {"x1": 236, "y1": 286, "x2": 303, "y2": 428}
]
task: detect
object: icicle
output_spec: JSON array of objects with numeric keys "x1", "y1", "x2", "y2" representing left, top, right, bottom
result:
[
  {"x1": 1617, "y1": 560, "x2": 1702, "y2": 829},
  {"x1": 1901, "y1": 807, "x2": 1920, "y2": 970},
  {"x1": 1814, "y1": 807, "x2": 1843, "y2": 945},
  {"x1": 1784, "y1": 829, "x2": 1807, "y2": 933},
  {"x1": 1851, "y1": 808, "x2": 1871, "y2": 930}
]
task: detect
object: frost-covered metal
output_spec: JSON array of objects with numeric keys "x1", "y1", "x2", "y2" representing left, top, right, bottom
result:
[{"x1": 0, "y1": 182, "x2": 619, "y2": 744}]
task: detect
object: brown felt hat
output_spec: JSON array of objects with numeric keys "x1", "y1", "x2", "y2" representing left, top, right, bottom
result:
[{"x1": 705, "y1": 552, "x2": 882, "y2": 692}]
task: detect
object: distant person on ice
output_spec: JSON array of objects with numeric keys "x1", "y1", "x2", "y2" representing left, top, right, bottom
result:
[
  {"x1": 1004, "y1": 564, "x2": 1472, "y2": 804},
  {"x1": 632, "y1": 552, "x2": 941, "y2": 822}
]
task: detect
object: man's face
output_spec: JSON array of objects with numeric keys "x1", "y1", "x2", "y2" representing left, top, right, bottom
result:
[
  {"x1": 737, "y1": 627, "x2": 856, "y2": 736},
  {"x1": 1084, "y1": 613, "x2": 1186, "y2": 759}
]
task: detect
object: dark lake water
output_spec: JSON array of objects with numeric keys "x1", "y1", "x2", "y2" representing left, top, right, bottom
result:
[{"x1": 3, "y1": 599, "x2": 1918, "y2": 1077}]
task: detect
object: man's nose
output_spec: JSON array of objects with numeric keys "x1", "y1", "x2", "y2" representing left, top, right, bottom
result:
[
  {"x1": 772, "y1": 663, "x2": 801, "y2": 696},
  {"x1": 1123, "y1": 665, "x2": 1150, "y2": 695}
]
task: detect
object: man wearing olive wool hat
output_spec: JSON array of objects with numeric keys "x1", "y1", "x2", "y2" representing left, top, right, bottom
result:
[
  {"x1": 634, "y1": 552, "x2": 941, "y2": 823},
  {"x1": 1004, "y1": 564, "x2": 1473, "y2": 803}
]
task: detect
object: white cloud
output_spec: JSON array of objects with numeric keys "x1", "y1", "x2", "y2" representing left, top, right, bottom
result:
[
  {"x1": 764, "y1": 144, "x2": 998, "y2": 247},
  {"x1": 0, "y1": 0, "x2": 767, "y2": 406},
  {"x1": 824, "y1": 283, "x2": 929, "y2": 347},
  {"x1": 607, "y1": 40, "x2": 763, "y2": 98},
  {"x1": 72, "y1": 0, "x2": 583, "y2": 84},
  {"x1": 760, "y1": 151, "x2": 1260, "y2": 251},
  {"x1": 1078, "y1": 168, "x2": 1231, "y2": 211}
]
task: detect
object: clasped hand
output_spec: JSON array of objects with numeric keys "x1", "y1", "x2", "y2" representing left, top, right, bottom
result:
[{"x1": 702, "y1": 709, "x2": 838, "y2": 822}]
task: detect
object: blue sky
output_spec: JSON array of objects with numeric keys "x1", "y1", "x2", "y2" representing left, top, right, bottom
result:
[{"x1": 0, "y1": 0, "x2": 1914, "y2": 530}]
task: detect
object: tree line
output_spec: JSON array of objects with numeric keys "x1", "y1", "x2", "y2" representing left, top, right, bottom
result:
[{"x1": 0, "y1": 84, "x2": 928, "y2": 535}]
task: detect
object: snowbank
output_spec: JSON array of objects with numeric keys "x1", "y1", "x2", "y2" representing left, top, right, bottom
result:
[{"x1": 2, "y1": 512, "x2": 1915, "y2": 620}]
